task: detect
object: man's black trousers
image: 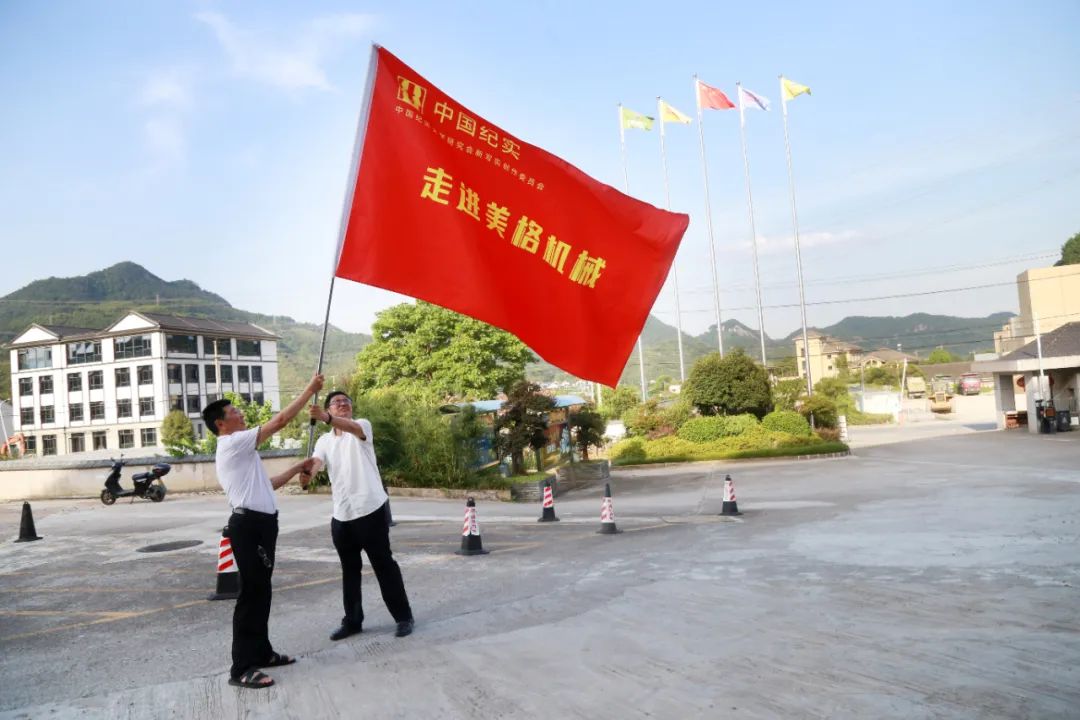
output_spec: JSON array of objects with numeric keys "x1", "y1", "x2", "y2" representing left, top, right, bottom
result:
[
  {"x1": 227, "y1": 509, "x2": 278, "y2": 679},
  {"x1": 331, "y1": 501, "x2": 412, "y2": 629}
]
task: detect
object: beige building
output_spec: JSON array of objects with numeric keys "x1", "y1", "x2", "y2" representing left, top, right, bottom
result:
[
  {"x1": 994, "y1": 265, "x2": 1080, "y2": 354},
  {"x1": 794, "y1": 332, "x2": 864, "y2": 383},
  {"x1": 860, "y1": 348, "x2": 917, "y2": 369}
]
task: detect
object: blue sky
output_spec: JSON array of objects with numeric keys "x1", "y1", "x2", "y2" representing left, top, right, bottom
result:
[{"x1": 2, "y1": 0, "x2": 1078, "y2": 344}]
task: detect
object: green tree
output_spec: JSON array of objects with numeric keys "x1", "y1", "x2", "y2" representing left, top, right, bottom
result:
[
  {"x1": 161, "y1": 410, "x2": 196, "y2": 457},
  {"x1": 600, "y1": 385, "x2": 641, "y2": 421},
  {"x1": 683, "y1": 349, "x2": 771, "y2": 418},
  {"x1": 834, "y1": 354, "x2": 850, "y2": 380},
  {"x1": 772, "y1": 378, "x2": 807, "y2": 411},
  {"x1": 353, "y1": 302, "x2": 535, "y2": 401},
  {"x1": 649, "y1": 374, "x2": 673, "y2": 397},
  {"x1": 569, "y1": 407, "x2": 606, "y2": 460},
  {"x1": 926, "y1": 347, "x2": 957, "y2": 364},
  {"x1": 1055, "y1": 231, "x2": 1080, "y2": 266},
  {"x1": 771, "y1": 355, "x2": 799, "y2": 378},
  {"x1": 493, "y1": 381, "x2": 555, "y2": 475}
]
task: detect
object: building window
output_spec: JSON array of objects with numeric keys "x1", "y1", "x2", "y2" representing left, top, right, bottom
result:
[
  {"x1": 24, "y1": 435, "x2": 37, "y2": 453},
  {"x1": 39, "y1": 375, "x2": 54, "y2": 394},
  {"x1": 40, "y1": 406, "x2": 55, "y2": 424},
  {"x1": 170, "y1": 394, "x2": 183, "y2": 411},
  {"x1": 42, "y1": 435, "x2": 57, "y2": 456},
  {"x1": 166, "y1": 334, "x2": 198, "y2": 354},
  {"x1": 70, "y1": 433, "x2": 85, "y2": 453},
  {"x1": 139, "y1": 397, "x2": 155, "y2": 416},
  {"x1": 114, "y1": 334, "x2": 152, "y2": 359},
  {"x1": 66, "y1": 340, "x2": 102, "y2": 365},
  {"x1": 238, "y1": 366, "x2": 250, "y2": 383},
  {"x1": 20, "y1": 408, "x2": 34, "y2": 425},
  {"x1": 88, "y1": 371, "x2": 104, "y2": 390},
  {"x1": 205, "y1": 393, "x2": 219, "y2": 404},
  {"x1": 186, "y1": 395, "x2": 200, "y2": 413},
  {"x1": 92, "y1": 431, "x2": 107, "y2": 450},
  {"x1": 17, "y1": 347, "x2": 52, "y2": 370},
  {"x1": 137, "y1": 365, "x2": 153, "y2": 385},
  {"x1": 236, "y1": 339, "x2": 261, "y2": 357},
  {"x1": 220, "y1": 365, "x2": 233, "y2": 383},
  {"x1": 252, "y1": 366, "x2": 263, "y2": 383},
  {"x1": 70, "y1": 404, "x2": 84, "y2": 422},
  {"x1": 207, "y1": 337, "x2": 231, "y2": 358},
  {"x1": 18, "y1": 377, "x2": 33, "y2": 396},
  {"x1": 205, "y1": 364, "x2": 217, "y2": 383},
  {"x1": 240, "y1": 393, "x2": 252, "y2": 403},
  {"x1": 117, "y1": 399, "x2": 132, "y2": 418},
  {"x1": 67, "y1": 373, "x2": 82, "y2": 392},
  {"x1": 185, "y1": 364, "x2": 200, "y2": 384},
  {"x1": 167, "y1": 364, "x2": 181, "y2": 383},
  {"x1": 118, "y1": 430, "x2": 135, "y2": 449},
  {"x1": 90, "y1": 401, "x2": 105, "y2": 420},
  {"x1": 115, "y1": 367, "x2": 130, "y2": 387},
  {"x1": 140, "y1": 428, "x2": 157, "y2": 447},
  {"x1": 253, "y1": 392, "x2": 265, "y2": 405}
]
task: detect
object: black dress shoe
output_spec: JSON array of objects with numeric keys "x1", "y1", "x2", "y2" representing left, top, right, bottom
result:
[
  {"x1": 394, "y1": 619, "x2": 414, "y2": 638},
  {"x1": 330, "y1": 623, "x2": 362, "y2": 641}
]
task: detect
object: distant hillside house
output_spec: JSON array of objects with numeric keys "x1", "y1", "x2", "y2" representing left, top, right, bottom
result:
[
  {"x1": 860, "y1": 348, "x2": 917, "y2": 368},
  {"x1": 6, "y1": 311, "x2": 280, "y2": 458},
  {"x1": 994, "y1": 265, "x2": 1080, "y2": 355},
  {"x1": 794, "y1": 332, "x2": 864, "y2": 382}
]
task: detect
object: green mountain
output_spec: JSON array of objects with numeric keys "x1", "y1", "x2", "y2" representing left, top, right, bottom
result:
[
  {"x1": 788, "y1": 312, "x2": 1015, "y2": 358},
  {"x1": 0, "y1": 263, "x2": 370, "y2": 400}
]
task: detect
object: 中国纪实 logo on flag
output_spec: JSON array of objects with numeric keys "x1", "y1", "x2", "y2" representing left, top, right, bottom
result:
[{"x1": 396, "y1": 76, "x2": 426, "y2": 112}]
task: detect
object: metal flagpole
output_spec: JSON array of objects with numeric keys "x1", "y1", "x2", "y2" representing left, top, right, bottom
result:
[
  {"x1": 618, "y1": 104, "x2": 649, "y2": 400},
  {"x1": 307, "y1": 43, "x2": 381, "y2": 456},
  {"x1": 1034, "y1": 313, "x2": 1047, "y2": 400},
  {"x1": 693, "y1": 76, "x2": 725, "y2": 357},
  {"x1": 781, "y1": 75, "x2": 812, "y2": 398},
  {"x1": 658, "y1": 96, "x2": 687, "y2": 382},
  {"x1": 736, "y1": 82, "x2": 768, "y2": 367}
]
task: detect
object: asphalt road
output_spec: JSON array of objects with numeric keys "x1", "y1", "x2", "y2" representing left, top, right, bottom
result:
[{"x1": 1, "y1": 425, "x2": 1077, "y2": 719}]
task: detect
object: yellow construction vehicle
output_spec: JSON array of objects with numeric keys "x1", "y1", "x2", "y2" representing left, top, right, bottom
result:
[{"x1": 929, "y1": 376, "x2": 954, "y2": 414}]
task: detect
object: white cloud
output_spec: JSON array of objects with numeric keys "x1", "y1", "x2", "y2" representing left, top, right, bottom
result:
[
  {"x1": 142, "y1": 116, "x2": 185, "y2": 167},
  {"x1": 725, "y1": 230, "x2": 860, "y2": 256},
  {"x1": 195, "y1": 11, "x2": 374, "y2": 92},
  {"x1": 136, "y1": 69, "x2": 194, "y2": 171},
  {"x1": 139, "y1": 72, "x2": 192, "y2": 111}
]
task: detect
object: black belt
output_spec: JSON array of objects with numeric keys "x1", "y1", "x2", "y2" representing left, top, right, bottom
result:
[{"x1": 232, "y1": 507, "x2": 278, "y2": 518}]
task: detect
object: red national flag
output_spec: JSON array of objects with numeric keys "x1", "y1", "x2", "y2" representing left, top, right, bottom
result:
[
  {"x1": 334, "y1": 46, "x2": 689, "y2": 386},
  {"x1": 697, "y1": 80, "x2": 736, "y2": 110}
]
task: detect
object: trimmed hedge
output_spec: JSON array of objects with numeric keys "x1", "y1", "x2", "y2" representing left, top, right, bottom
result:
[
  {"x1": 761, "y1": 410, "x2": 812, "y2": 437},
  {"x1": 677, "y1": 414, "x2": 760, "y2": 443},
  {"x1": 610, "y1": 431, "x2": 846, "y2": 465}
]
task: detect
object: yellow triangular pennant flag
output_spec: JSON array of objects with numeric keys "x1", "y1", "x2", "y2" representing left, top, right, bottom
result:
[{"x1": 781, "y1": 77, "x2": 811, "y2": 102}]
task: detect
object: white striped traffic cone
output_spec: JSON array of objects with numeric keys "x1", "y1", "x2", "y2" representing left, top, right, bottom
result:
[
  {"x1": 455, "y1": 497, "x2": 488, "y2": 556},
  {"x1": 207, "y1": 526, "x2": 241, "y2": 600},
  {"x1": 720, "y1": 474, "x2": 742, "y2": 516},
  {"x1": 537, "y1": 479, "x2": 559, "y2": 522},
  {"x1": 597, "y1": 483, "x2": 622, "y2": 535}
]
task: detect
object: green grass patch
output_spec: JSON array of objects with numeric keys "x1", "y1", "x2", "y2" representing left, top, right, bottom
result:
[{"x1": 610, "y1": 432, "x2": 849, "y2": 466}]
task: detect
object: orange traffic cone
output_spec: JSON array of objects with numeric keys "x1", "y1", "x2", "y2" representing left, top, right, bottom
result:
[
  {"x1": 720, "y1": 474, "x2": 742, "y2": 516},
  {"x1": 455, "y1": 497, "x2": 488, "y2": 556},
  {"x1": 597, "y1": 483, "x2": 622, "y2": 535},
  {"x1": 537, "y1": 479, "x2": 559, "y2": 522},
  {"x1": 207, "y1": 526, "x2": 241, "y2": 600}
]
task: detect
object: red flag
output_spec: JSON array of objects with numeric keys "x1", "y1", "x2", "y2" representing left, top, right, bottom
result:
[
  {"x1": 697, "y1": 80, "x2": 736, "y2": 110},
  {"x1": 335, "y1": 46, "x2": 689, "y2": 386}
]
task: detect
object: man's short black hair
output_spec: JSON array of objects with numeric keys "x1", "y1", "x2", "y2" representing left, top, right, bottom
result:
[
  {"x1": 324, "y1": 390, "x2": 352, "y2": 409},
  {"x1": 202, "y1": 399, "x2": 232, "y2": 436}
]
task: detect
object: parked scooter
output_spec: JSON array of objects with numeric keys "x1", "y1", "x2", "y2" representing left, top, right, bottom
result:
[{"x1": 100, "y1": 456, "x2": 171, "y2": 505}]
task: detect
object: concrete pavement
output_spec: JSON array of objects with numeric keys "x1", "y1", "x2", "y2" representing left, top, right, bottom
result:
[{"x1": 1, "y1": 428, "x2": 1078, "y2": 718}]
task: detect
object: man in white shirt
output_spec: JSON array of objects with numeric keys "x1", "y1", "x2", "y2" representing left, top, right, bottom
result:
[
  {"x1": 201, "y1": 373, "x2": 323, "y2": 690},
  {"x1": 305, "y1": 391, "x2": 414, "y2": 641}
]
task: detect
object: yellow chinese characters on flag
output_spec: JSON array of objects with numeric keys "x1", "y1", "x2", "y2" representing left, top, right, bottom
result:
[{"x1": 335, "y1": 46, "x2": 690, "y2": 386}]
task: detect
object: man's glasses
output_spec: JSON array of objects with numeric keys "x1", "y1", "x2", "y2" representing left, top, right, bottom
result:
[{"x1": 329, "y1": 398, "x2": 352, "y2": 407}]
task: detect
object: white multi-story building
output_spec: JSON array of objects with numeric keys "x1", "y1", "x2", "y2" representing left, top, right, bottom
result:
[{"x1": 7, "y1": 311, "x2": 280, "y2": 457}]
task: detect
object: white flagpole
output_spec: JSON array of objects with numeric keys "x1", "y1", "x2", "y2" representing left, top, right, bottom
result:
[
  {"x1": 693, "y1": 76, "x2": 725, "y2": 357},
  {"x1": 618, "y1": 104, "x2": 649, "y2": 400},
  {"x1": 736, "y1": 83, "x2": 768, "y2": 367},
  {"x1": 781, "y1": 76, "x2": 813, "y2": 398},
  {"x1": 658, "y1": 97, "x2": 687, "y2": 382},
  {"x1": 307, "y1": 43, "x2": 380, "y2": 455}
]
